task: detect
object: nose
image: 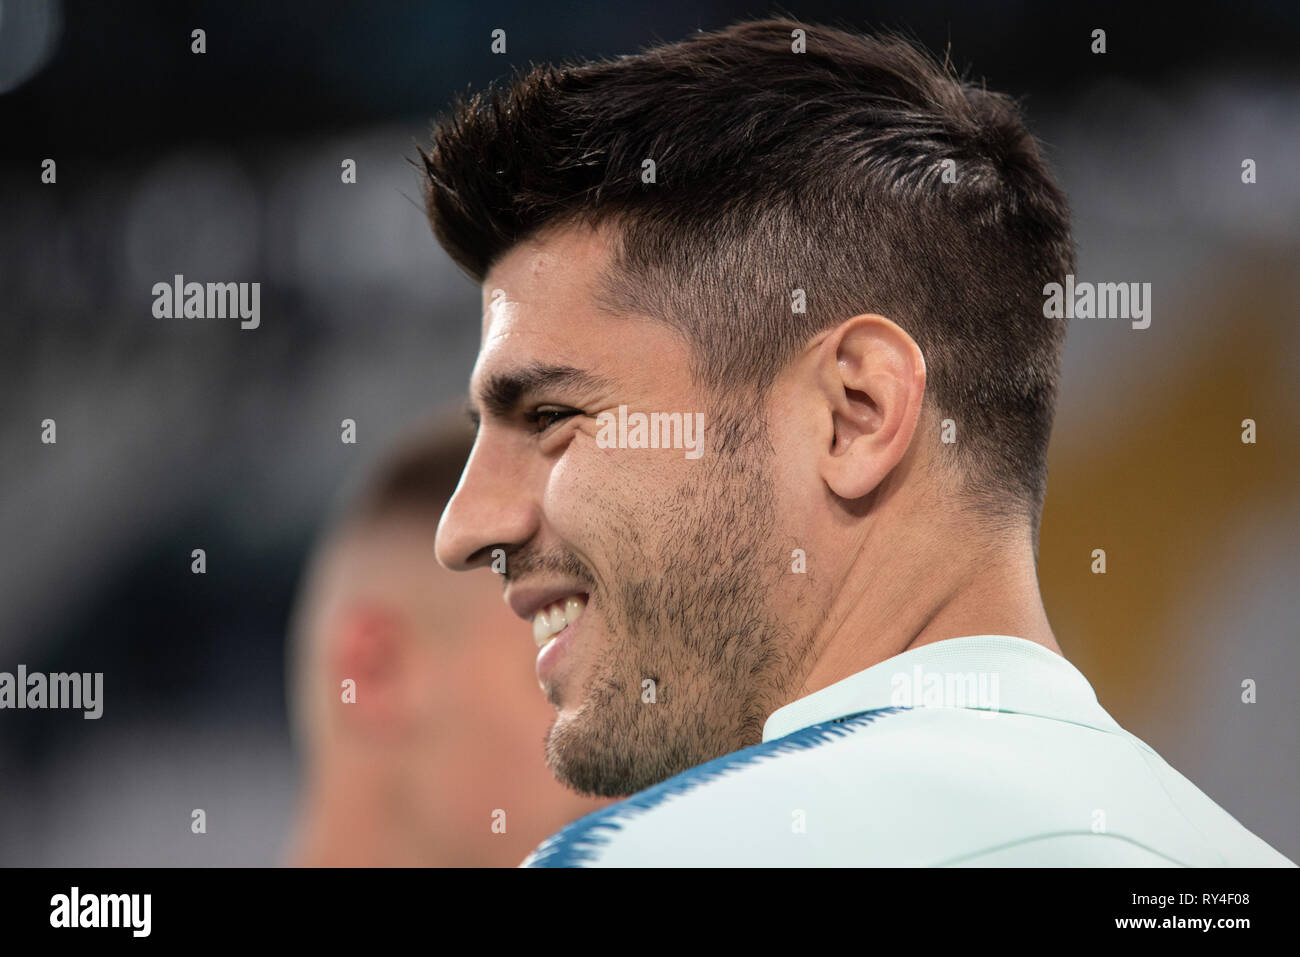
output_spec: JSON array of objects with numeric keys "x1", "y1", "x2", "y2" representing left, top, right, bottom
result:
[{"x1": 435, "y1": 431, "x2": 538, "y2": 571}]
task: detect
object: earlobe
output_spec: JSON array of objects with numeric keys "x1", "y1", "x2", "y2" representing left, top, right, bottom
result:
[{"x1": 817, "y1": 315, "x2": 926, "y2": 502}]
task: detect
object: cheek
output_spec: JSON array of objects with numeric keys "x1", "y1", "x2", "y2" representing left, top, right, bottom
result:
[
  {"x1": 543, "y1": 438, "x2": 655, "y2": 534},
  {"x1": 764, "y1": 423, "x2": 818, "y2": 526},
  {"x1": 542, "y1": 442, "x2": 614, "y2": 551}
]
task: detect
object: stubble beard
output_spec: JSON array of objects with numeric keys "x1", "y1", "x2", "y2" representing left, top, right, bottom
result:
[{"x1": 545, "y1": 422, "x2": 813, "y2": 798}]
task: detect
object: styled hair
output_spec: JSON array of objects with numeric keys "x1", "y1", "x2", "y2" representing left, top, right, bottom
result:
[{"x1": 420, "y1": 18, "x2": 1075, "y2": 530}]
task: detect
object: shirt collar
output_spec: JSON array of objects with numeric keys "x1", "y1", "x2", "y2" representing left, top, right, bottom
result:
[{"x1": 762, "y1": 634, "x2": 1123, "y2": 742}]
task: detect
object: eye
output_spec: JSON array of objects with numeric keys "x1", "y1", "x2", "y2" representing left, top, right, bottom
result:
[{"x1": 525, "y1": 407, "x2": 581, "y2": 433}]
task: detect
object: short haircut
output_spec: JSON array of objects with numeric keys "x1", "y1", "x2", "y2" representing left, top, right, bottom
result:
[
  {"x1": 420, "y1": 17, "x2": 1075, "y2": 532},
  {"x1": 342, "y1": 419, "x2": 475, "y2": 529},
  {"x1": 286, "y1": 416, "x2": 474, "y2": 749}
]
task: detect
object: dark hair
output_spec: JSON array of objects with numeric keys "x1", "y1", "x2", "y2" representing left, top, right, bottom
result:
[
  {"x1": 345, "y1": 419, "x2": 474, "y2": 527},
  {"x1": 420, "y1": 18, "x2": 1075, "y2": 531}
]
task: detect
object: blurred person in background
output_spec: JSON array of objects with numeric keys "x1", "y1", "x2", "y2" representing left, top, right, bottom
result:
[{"x1": 284, "y1": 417, "x2": 608, "y2": 866}]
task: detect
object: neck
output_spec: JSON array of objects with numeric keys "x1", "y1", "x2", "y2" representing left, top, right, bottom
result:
[
  {"x1": 287, "y1": 759, "x2": 439, "y2": 868},
  {"x1": 787, "y1": 509, "x2": 1059, "y2": 704}
]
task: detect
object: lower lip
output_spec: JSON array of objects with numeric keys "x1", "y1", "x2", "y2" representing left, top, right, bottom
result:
[{"x1": 536, "y1": 613, "x2": 582, "y2": 686}]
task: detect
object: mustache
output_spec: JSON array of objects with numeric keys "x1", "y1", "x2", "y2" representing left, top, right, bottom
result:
[{"x1": 501, "y1": 547, "x2": 596, "y2": 590}]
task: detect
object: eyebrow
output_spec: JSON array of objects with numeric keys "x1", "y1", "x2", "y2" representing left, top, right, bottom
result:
[{"x1": 468, "y1": 363, "x2": 613, "y2": 426}]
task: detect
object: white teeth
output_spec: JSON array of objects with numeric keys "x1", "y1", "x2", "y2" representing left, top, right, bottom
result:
[
  {"x1": 565, "y1": 596, "x2": 585, "y2": 628},
  {"x1": 532, "y1": 594, "x2": 587, "y2": 648}
]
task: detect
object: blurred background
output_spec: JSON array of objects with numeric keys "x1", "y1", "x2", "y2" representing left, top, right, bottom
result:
[{"x1": 0, "y1": 0, "x2": 1296, "y2": 865}]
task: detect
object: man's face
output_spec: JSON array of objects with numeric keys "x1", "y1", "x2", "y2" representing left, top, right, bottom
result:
[{"x1": 435, "y1": 227, "x2": 813, "y2": 797}]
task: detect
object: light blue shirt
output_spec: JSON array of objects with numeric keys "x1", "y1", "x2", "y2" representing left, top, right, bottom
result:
[{"x1": 522, "y1": 635, "x2": 1295, "y2": 866}]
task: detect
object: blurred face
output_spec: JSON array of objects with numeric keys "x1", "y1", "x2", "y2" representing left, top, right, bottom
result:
[
  {"x1": 399, "y1": 536, "x2": 609, "y2": 865},
  {"x1": 435, "y1": 228, "x2": 812, "y2": 796}
]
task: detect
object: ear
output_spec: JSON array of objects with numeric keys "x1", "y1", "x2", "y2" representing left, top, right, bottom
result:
[
  {"x1": 327, "y1": 603, "x2": 419, "y2": 738},
  {"x1": 814, "y1": 314, "x2": 926, "y2": 501}
]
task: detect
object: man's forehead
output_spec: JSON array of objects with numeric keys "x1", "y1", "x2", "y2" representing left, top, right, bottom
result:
[
  {"x1": 474, "y1": 230, "x2": 615, "y2": 371},
  {"x1": 474, "y1": 277, "x2": 600, "y2": 369},
  {"x1": 465, "y1": 226, "x2": 690, "y2": 410}
]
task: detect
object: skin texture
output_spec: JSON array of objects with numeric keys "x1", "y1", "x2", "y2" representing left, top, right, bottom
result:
[
  {"x1": 288, "y1": 516, "x2": 608, "y2": 866},
  {"x1": 435, "y1": 225, "x2": 1061, "y2": 798}
]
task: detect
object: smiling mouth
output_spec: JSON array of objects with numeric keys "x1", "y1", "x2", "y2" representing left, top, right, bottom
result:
[{"x1": 532, "y1": 594, "x2": 588, "y2": 648}]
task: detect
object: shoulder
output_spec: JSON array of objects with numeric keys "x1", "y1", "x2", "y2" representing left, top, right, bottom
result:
[
  {"x1": 524, "y1": 702, "x2": 1299, "y2": 867},
  {"x1": 522, "y1": 701, "x2": 1297, "y2": 867},
  {"x1": 522, "y1": 706, "x2": 966, "y2": 866}
]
